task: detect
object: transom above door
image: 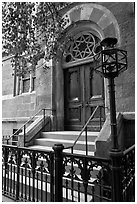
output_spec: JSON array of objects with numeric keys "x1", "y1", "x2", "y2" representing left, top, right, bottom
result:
[{"x1": 64, "y1": 63, "x2": 104, "y2": 130}]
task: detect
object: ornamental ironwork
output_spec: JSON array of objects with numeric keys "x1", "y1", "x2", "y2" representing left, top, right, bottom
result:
[{"x1": 2, "y1": 144, "x2": 135, "y2": 202}]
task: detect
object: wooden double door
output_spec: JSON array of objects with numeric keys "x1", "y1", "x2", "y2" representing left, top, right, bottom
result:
[{"x1": 64, "y1": 63, "x2": 104, "y2": 131}]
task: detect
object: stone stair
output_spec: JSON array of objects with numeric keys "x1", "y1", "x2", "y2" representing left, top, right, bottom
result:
[
  {"x1": 29, "y1": 131, "x2": 99, "y2": 156},
  {"x1": 28, "y1": 131, "x2": 101, "y2": 201}
]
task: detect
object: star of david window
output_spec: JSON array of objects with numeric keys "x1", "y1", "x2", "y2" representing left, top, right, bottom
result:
[{"x1": 63, "y1": 31, "x2": 100, "y2": 64}]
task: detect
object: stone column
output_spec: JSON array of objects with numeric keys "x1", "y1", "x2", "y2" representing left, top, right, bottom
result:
[
  {"x1": 16, "y1": 75, "x2": 20, "y2": 95},
  {"x1": 54, "y1": 59, "x2": 64, "y2": 130},
  {"x1": 29, "y1": 70, "x2": 33, "y2": 93},
  {"x1": 20, "y1": 76, "x2": 23, "y2": 94},
  {"x1": 35, "y1": 59, "x2": 52, "y2": 113}
]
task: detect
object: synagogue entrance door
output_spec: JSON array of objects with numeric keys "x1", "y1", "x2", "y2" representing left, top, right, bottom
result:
[{"x1": 64, "y1": 63, "x2": 104, "y2": 131}]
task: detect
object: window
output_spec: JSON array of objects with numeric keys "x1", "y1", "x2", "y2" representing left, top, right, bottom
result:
[
  {"x1": 22, "y1": 69, "x2": 36, "y2": 93},
  {"x1": 22, "y1": 70, "x2": 30, "y2": 93},
  {"x1": 13, "y1": 65, "x2": 36, "y2": 96},
  {"x1": 63, "y1": 31, "x2": 100, "y2": 64}
]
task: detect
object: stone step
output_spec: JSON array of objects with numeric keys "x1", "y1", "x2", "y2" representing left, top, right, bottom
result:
[
  {"x1": 27, "y1": 130, "x2": 101, "y2": 202},
  {"x1": 34, "y1": 138, "x2": 96, "y2": 152},
  {"x1": 65, "y1": 125, "x2": 101, "y2": 132},
  {"x1": 31, "y1": 131, "x2": 99, "y2": 155},
  {"x1": 40, "y1": 131, "x2": 98, "y2": 142},
  {"x1": 29, "y1": 145, "x2": 95, "y2": 156}
]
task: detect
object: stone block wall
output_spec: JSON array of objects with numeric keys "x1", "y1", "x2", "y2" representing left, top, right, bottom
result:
[
  {"x1": 101, "y1": 2, "x2": 135, "y2": 112},
  {"x1": 35, "y1": 59, "x2": 52, "y2": 112},
  {"x1": 2, "y1": 57, "x2": 52, "y2": 136},
  {"x1": 2, "y1": 92, "x2": 36, "y2": 119},
  {"x1": 2, "y1": 58, "x2": 53, "y2": 116},
  {"x1": 2, "y1": 118, "x2": 30, "y2": 136},
  {"x1": 2, "y1": 92, "x2": 36, "y2": 136},
  {"x1": 2, "y1": 2, "x2": 135, "y2": 137},
  {"x1": 2, "y1": 57, "x2": 36, "y2": 136},
  {"x1": 123, "y1": 113, "x2": 135, "y2": 148}
]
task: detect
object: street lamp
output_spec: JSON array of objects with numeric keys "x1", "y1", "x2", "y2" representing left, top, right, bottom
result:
[
  {"x1": 94, "y1": 37, "x2": 127, "y2": 201},
  {"x1": 94, "y1": 37, "x2": 127, "y2": 150}
]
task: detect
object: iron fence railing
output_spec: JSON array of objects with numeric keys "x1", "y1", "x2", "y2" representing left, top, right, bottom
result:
[
  {"x1": 61, "y1": 151, "x2": 112, "y2": 202},
  {"x1": 122, "y1": 144, "x2": 135, "y2": 201},
  {"x1": 2, "y1": 143, "x2": 135, "y2": 202},
  {"x1": 2, "y1": 145, "x2": 54, "y2": 202}
]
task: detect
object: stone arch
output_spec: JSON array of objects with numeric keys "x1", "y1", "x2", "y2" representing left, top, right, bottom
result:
[
  {"x1": 62, "y1": 3, "x2": 120, "y2": 45},
  {"x1": 54, "y1": 3, "x2": 121, "y2": 130}
]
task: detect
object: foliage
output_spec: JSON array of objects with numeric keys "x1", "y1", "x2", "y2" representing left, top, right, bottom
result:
[{"x1": 2, "y1": 2, "x2": 70, "y2": 75}]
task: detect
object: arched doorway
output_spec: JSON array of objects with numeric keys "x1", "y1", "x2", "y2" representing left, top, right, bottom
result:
[
  {"x1": 53, "y1": 3, "x2": 120, "y2": 131},
  {"x1": 63, "y1": 31, "x2": 104, "y2": 130}
]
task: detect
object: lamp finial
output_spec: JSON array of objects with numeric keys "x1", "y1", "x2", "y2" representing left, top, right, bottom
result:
[{"x1": 100, "y1": 37, "x2": 118, "y2": 48}]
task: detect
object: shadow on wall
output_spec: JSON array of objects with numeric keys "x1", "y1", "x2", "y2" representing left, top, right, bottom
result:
[
  {"x1": 123, "y1": 114, "x2": 135, "y2": 148},
  {"x1": 95, "y1": 112, "x2": 135, "y2": 158}
]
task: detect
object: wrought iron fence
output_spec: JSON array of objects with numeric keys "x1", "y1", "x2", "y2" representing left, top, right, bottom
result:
[
  {"x1": 122, "y1": 144, "x2": 135, "y2": 201},
  {"x1": 62, "y1": 151, "x2": 112, "y2": 202},
  {"x1": 2, "y1": 144, "x2": 135, "y2": 202},
  {"x1": 2, "y1": 145, "x2": 54, "y2": 202}
]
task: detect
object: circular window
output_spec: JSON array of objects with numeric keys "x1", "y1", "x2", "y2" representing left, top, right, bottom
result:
[{"x1": 63, "y1": 31, "x2": 100, "y2": 64}]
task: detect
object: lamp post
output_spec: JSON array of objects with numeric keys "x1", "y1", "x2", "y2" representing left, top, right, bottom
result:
[
  {"x1": 94, "y1": 37, "x2": 127, "y2": 150},
  {"x1": 94, "y1": 37, "x2": 127, "y2": 201}
]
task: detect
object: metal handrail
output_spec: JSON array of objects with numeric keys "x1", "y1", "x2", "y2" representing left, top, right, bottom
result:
[
  {"x1": 64, "y1": 105, "x2": 100, "y2": 154},
  {"x1": 63, "y1": 105, "x2": 101, "y2": 196},
  {"x1": 74, "y1": 105, "x2": 99, "y2": 147},
  {"x1": 123, "y1": 144, "x2": 135, "y2": 156},
  {"x1": 6, "y1": 108, "x2": 55, "y2": 145}
]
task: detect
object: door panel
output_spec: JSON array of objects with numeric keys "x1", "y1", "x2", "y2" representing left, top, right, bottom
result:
[
  {"x1": 64, "y1": 67, "x2": 82, "y2": 130},
  {"x1": 68, "y1": 68, "x2": 79, "y2": 102},
  {"x1": 88, "y1": 69, "x2": 105, "y2": 124},
  {"x1": 64, "y1": 63, "x2": 104, "y2": 130}
]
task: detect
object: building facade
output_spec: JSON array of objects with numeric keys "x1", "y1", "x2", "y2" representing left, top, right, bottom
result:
[{"x1": 2, "y1": 2, "x2": 135, "y2": 140}]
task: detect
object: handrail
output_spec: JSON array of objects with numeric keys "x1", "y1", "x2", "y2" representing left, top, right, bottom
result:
[
  {"x1": 123, "y1": 144, "x2": 135, "y2": 156},
  {"x1": 6, "y1": 108, "x2": 55, "y2": 144},
  {"x1": 73, "y1": 105, "x2": 99, "y2": 147},
  {"x1": 64, "y1": 105, "x2": 101, "y2": 192},
  {"x1": 64, "y1": 105, "x2": 100, "y2": 152}
]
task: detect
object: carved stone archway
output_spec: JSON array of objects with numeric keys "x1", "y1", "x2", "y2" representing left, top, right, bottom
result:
[
  {"x1": 53, "y1": 3, "x2": 121, "y2": 130},
  {"x1": 62, "y1": 3, "x2": 120, "y2": 45}
]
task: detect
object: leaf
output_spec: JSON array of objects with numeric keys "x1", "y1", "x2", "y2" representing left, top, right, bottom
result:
[{"x1": 2, "y1": 2, "x2": 72, "y2": 73}]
